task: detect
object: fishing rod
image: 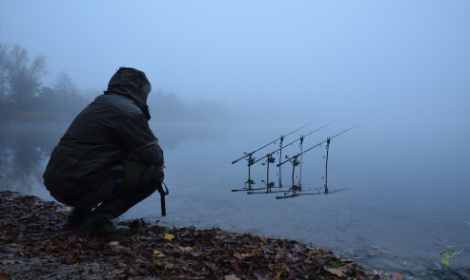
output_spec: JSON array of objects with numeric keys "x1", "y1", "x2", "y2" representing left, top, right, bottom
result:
[
  {"x1": 277, "y1": 126, "x2": 358, "y2": 167},
  {"x1": 231, "y1": 123, "x2": 311, "y2": 165},
  {"x1": 231, "y1": 123, "x2": 311, "y2": 192},
  {"x1": 248, "y1": 123, "x2": 331, "y2": 192},
  {"x1": 276, "y1": 125, "x2": 358, "y2": 197},
  {"x1": 249, "y1": 123, "x2": 331, "y2": 167}
]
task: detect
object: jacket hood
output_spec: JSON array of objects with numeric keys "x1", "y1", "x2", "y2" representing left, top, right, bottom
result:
[{"x1": 104, "y1": 67, "x2": 152, "y2": 109}]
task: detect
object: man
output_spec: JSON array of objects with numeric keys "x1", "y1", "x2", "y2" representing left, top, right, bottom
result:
[{"x1": 43, "y1": 67, "x2": 166, "y2": 237}]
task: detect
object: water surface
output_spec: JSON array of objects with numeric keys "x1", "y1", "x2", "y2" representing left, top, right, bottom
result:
[{"x1": 1, "y1": 121, "x2": 469, "y2": 277}]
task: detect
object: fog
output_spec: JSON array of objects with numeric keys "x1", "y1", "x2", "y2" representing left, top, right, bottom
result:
[
  {"x1": 1, "y1": 1, "x2": 468, "y2": 123},
  {"x1": 1, "y1": 1, "x2": 469, "y2": 277}
]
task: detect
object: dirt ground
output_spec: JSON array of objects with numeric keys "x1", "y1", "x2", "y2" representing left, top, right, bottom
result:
[{"x1": 0, "y1": 191, "x2": 399, "y2": 280}]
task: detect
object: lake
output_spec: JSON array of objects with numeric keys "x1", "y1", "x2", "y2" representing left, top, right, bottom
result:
[{"x1": 1, "y1": 121, "x2": 469, "y2": 278}]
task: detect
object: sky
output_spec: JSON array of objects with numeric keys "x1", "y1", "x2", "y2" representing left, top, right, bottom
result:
[
  {"x1": 0, "y1": 1, "x2": 469, "y2": 126},
  {"x1": 1, "y1": 2, "x2": 470, "y2": 270}
]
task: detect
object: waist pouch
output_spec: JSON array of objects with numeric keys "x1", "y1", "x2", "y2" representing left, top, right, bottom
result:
[{"x1": 123, "y1": 161, "x2": 168, "y2": 216}]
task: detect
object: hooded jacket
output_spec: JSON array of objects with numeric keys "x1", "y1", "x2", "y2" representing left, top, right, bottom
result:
[{"x1": 43, "y1": 67, "x2": 164, "y2": 200}]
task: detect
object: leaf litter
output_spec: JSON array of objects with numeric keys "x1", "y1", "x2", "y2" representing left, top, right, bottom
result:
[{"x1": 0, "y1": 191, "x2": 395, "y2": 279}]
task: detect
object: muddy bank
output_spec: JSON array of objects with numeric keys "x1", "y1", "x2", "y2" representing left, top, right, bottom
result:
[{"x1": 0, "y1": 191, "x2": 404, "y2": 279}]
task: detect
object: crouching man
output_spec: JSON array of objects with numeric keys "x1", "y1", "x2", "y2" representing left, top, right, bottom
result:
[{"x1": 43, "y1": 67, "x2": 166, "y2": 237}]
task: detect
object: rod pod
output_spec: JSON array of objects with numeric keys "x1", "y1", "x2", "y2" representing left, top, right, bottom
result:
[
  {"x1": 298, "y1": 135, "x2": 304, "y2": 188},
  {"x1": 278, "y1": 135, "x2": 284, "y2": 188},
  {"x1": 245, "y1": 154, "x2": 256, "y2": 190},
  {"x1": 324, "y1": 137, "x2": 330, "y2": 195},
  {"x1": 261, "y1": 154, "x2": 276, "y2": 192}
]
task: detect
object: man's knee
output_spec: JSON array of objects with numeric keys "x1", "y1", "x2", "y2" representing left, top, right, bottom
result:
[{"x1": 122, "y1": 161, "x2": 164, "y2": 193}]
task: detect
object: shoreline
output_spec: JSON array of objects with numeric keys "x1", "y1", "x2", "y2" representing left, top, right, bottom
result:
[
  {"x1": 0, "y1": 191, "x2": 465, "y2": 280},
  {"x1": 0, "y1": 191, "x2": 388, "y2": 280}
]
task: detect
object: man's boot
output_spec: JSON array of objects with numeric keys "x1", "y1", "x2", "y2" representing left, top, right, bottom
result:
[
  {"x1": 66, "y1": 206, "x2": 94, "y2": 226},
  {"x1": 80, "y1": 198, "x2": 132, "y2": 237}
]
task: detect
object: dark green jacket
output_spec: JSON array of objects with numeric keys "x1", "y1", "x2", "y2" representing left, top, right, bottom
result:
[{"x1": 43, "y1": 67, "x2": 164, "y2": 199}]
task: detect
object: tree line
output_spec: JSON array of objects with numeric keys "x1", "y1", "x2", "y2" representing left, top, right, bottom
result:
[
  {"x1": 0, "y1": 43, "x2": 88, "y2": 121},
  {"x1": 0, "y1": 42, "x2": 234, "y2": 123}
]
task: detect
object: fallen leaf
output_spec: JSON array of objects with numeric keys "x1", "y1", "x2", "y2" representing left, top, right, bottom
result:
[
  {"x1": 0, "y1": 260, "x2": 23, "y2": 265},
  {"x1": 125, "y1": 270, "x2": 136, "y2": 277},
  {"x1": 391, "y1": 272, "x2": 403, "y2": 280},
  {"x1": 403, "y1": 261, "x2": 407, "y2": 266},
  {"x1": 153, "y1": 250, "x2": 165, "y2": 258},
  {"x1": 73, "y1": 262, "x2": 79, "y2": 268},
  {"x1": 69, "y1": 236, "x2": 77, "y2": 243},
  {"x1": 6, "y1": 231, "x2": 19, "y2": 236},
  {"x1": 369, "y1": 252, "x2": 376, "y2": 257},
  {"x1": 326, "y1": 267, "x2": 343, "y2": 277},
  {"x1": 273, "y1": 271, "x2": 283, "y2": 280},
  {"x1": 164, "y1": 234, "x2": 174, "y2": 241},
  {"x1": 165, "y1": 263, "x2": 175, "y2": 269},
  {"x1": 88, "y1": 269, "x2": 98, "y2": 274},
  {"x1": 178, "y1": 246, "x2": 192, "y2": 253},
  {"x1": 225, "y1": 275, "x2": 241, "y2": 280},
  {"x1": 153, "y1": 259, "x2": 165, "y2": 268},
  {"x1": 112, "y1": 269, "x2": 124, "y2": 274},
  {"x1": 109, "y1": 241, "x2": 119, "y2": 246},
  {"x1": 0, "y1": 274, "x2": 5, "y2": 280}
]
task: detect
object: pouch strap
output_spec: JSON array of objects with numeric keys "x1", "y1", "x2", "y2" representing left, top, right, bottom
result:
[{"x1": 153, "y1": 178, "x2": 169, "y2": 216}]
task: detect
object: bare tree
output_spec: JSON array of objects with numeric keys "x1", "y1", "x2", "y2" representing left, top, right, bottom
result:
[
  {"x1": 0, "y1": 44, "x2": 8, "y2": 110},
  {"x1": 6, "y1": 45, "x2": 47, "y2": 110},
  {"x1": 53, "y1": 70, "x2": 79, "y2": 113}
]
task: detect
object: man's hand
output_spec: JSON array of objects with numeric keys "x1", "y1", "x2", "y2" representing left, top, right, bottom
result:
[{"x1": 162, "y1": 163, "x2": 166, "y2": 169}]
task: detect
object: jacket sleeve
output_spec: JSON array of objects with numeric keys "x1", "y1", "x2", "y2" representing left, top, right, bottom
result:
[{"x1": 116, "y1": 113, "x2": 164, "y2": 165}]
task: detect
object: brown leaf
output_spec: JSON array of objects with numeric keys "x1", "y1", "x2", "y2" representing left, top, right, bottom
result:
[
  {"x1": 233, "y1": 253, "x2": 242, "y2": 259},
  {"x1": 108, "y1": 254, "x2": 122, "y2": 259},
  {"x1": 6, "y1": 231, "x2": 19, "y2": 236},
  {"x1": 153, "y1": 259, "x2": 165, "y2": 268},
  {"x1": 0, "y1": 198, "x2": 3, "y2": 204},
  {"x1": 125, "y1": 270, "x2": 136, "y2": 277},
  {"x1": 69, "y1": 236, "x2": 77, "y2": 243},
  {"x1": 88, "y1": 269, "x2": 98, "y2": 274},
  {"x1": 391, "y1": 272, "x2": 403, "y2": 280},
  {"x1": 0, "y1": 273, "x2": 6, "y2": 280},
  {"x1": 112, "y1": 269, "x2": 124, "y2": 274}
]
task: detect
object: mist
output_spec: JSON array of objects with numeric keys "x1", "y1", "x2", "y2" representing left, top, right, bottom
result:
[{"x1": 1, "y1": 1, "x2": 469, "y2": 276}]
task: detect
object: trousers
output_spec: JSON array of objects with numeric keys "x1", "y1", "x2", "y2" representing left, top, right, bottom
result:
[{"x1": 52, "y1": 160, "x2": 164, "y2": 208}]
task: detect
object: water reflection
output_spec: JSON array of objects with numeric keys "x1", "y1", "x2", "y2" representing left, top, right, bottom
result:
[
  {"x1": 0, "y1": 121, "x2": 469, "y2": 278},
  {"x1": 153, "y1": 121, "x2": 230, "y2": 151},
  {"x1": 0, "y1": 124, "x2": 60, "y2": 193},
  {"x1": 0, "y1": 121, "x2": 230, "y2": 193}
]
